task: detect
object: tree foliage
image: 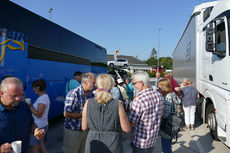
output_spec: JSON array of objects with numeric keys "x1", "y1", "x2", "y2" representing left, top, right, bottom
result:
[
  {"x1": 146, "y1": 47, "x2": 158, "y2": 66},
  {"x1": 159, "y1": 57, "x2": 172, "y2": 69},
  {"x1": 150, "y1": 48, "x2": 157, "y2": 59},
  {"x1": 146, "y1": 57, "x2": 157, "y2": 66},
  {"x1": 146, "y1": 47, "x2": 172, "y2": 70}
]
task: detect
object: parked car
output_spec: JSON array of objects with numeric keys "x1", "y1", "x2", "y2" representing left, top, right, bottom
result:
[{"x1": 107, "y1": 58, "x2": 129, "y2": 68}]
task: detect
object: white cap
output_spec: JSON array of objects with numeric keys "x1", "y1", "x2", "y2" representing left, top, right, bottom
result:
[{"x1": 117, "y1": 78, "x2": 124, "y2": 84}]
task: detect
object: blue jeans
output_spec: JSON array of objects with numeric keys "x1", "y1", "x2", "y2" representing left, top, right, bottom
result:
[{"x1": 161, "y1": 138, "x2": 172, "y2": 153}]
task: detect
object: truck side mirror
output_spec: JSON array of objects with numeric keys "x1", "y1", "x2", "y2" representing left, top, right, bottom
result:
[{"x1": 205, "y1": 23, "x2": 216, "y2": 52}]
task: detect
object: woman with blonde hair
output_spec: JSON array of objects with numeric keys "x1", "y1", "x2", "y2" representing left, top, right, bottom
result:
[
  {"x1": 158, "y1": 78, "x2": 181, "y2": 153},
  {"x1": 82, "y1": 74, "x2": 130, "y2": 153}
]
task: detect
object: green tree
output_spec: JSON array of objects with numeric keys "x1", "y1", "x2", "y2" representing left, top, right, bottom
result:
[
  {"x1": 146, "y1": 48, "x2": 158, "y2": 66},
  {"x1": 159, "y1": 57, "x2": 172, "y2": 69},
  {"x1": 146, "y1": 48, "x2": 172, "y2": 70},
  {"x1": 150, "y1": 48, "x2": 157, "y2": 59}
]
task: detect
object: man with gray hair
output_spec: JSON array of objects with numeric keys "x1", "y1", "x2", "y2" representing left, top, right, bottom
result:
[
  {"x1": 129, "y1": 71, "x2": 164, "y2": 153},
  {"x1": 155, "y1": 72, "x2": 162, "y2": 90},
  {"x1": 0, "y1": 77, "x2": 45, "y2": 153},
  {"x1": 63, "y1": 73, "x2": 95, "y2": 153}
]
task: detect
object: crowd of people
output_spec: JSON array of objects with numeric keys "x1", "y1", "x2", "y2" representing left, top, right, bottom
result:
[{"x1": 0, "y1": 70, "x2": 200, "y2": 153}]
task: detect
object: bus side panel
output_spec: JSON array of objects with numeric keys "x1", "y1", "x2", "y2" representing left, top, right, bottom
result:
[
  {"x1": 25, "y1": 58, "x2": 91, "y2": 119},
  {"x1": 91, "y1": 66, "x2": 107, "y2": 74},
  {"x1": 0, "y1": 30, "x2": 27, "y2": 85},
  {"x1": 0, "y1": 1, "x2": 107, "y2": 67}
]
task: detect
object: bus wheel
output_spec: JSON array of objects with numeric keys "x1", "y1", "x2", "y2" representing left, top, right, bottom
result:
[{"x1": 207, "y1": 105, "x2": 219, "y2": 140}]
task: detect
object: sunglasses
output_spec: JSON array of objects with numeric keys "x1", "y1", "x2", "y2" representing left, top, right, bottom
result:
[{"x1": 132, "y1": 81, "x2": 141, "y2": 85}]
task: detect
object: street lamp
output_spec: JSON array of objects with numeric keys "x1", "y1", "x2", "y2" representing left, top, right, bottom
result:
[
  {"x1": 48, "y1": 8, "x2": 53, "y2": 21},
  {"x1": 157, "y1": 28, "x2": 162, "y2": 72}
]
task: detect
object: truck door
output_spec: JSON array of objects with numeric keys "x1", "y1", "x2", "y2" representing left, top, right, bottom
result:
[{"x1": 203, "y1": 17, "x2": 230, "y2": 131}]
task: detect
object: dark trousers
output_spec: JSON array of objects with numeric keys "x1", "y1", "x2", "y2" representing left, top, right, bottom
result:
[
  {"x1": 161, "y1": 137, "x2": 172, "y2": 153},
  {"x1": 132, "y1": 145, "x2": 154, "y2": 153}
]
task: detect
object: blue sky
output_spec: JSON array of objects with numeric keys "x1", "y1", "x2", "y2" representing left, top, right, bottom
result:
[{"x1": 11, "y1": 0, "x2": 214, "y2": 60}]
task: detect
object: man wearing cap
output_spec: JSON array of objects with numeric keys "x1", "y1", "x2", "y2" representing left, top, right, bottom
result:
[{"x1": 117, "y1": 78, "x2": 129, "y2": 111}]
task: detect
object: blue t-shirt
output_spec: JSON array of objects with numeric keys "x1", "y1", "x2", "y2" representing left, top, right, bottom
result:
[
  {"x1": 0, "y1": 101, "x2": 34, "y2": 153},
  {"x1": 65, "y1": 78, "x2": 81, "y2": 96},
  {"x1": 155, "y1": 77, "x2": 162, "y2": 89},
  {"x1": 126, "y1": 83, "x2": 133, "y2": 100},
  {"x1": 110, "y1": 87, "x2": 121, "y2": 100}
]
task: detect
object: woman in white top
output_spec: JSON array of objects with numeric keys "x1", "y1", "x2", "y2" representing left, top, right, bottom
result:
[{"x1": 29, "y1": 79, "x2": 50, "y2": 153}]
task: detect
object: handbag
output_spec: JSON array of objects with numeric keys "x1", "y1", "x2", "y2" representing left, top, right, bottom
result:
[{"x1": 160, "y1": 94, "x2": 182, "y2": 139}]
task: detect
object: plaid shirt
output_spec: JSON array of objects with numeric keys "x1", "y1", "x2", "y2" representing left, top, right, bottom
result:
[
  {"x1": 64, "y1": 85, "x2": 94, "y2": 130},
  {"x1": 129, "y1": 88, "x2": 164, "y2": 148}
]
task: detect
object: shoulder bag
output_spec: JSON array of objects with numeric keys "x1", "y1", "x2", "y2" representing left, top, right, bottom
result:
[{"x1": 160, "y1": 94, "x2": 182, "y2": 141}]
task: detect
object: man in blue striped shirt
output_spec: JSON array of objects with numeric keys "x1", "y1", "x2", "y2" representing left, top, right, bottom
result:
[{"x1": 63, "y1": 73, "x2": 95, "y2": 153}]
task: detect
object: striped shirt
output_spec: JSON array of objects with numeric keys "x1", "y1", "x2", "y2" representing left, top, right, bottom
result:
[
  {"x1": 64, "y1": 85, "x2": 94, "y2": 130},
  {"x1": 129, "y1": 88, "x2": 164, "y2": 148}
]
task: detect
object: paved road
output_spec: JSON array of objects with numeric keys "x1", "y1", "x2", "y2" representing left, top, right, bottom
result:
[{"x1": 45, "y1": 114, "x2": 230, "y2": 153}]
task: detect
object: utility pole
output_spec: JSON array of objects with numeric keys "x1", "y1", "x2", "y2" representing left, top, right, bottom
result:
[{"x1": 157, "y1": 28, "x2": 162, "y2": 72}]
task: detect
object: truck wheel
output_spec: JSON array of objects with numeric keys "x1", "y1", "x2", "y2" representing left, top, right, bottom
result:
[
  {"x1": 109, "y1": 63, "x2": 114, "y2": 68},
  {"x1": 207, "y1": 104, "x2": 219, "y2": 140}
]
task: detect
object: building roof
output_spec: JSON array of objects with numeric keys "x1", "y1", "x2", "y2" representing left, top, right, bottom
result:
[{"x1": 107, "y1": 54, "x2": 148, "y2": 65}]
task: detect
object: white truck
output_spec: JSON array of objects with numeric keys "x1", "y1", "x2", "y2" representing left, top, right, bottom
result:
[{"x1": 173, "y1": 0, "x2": 230, "y2": 147}]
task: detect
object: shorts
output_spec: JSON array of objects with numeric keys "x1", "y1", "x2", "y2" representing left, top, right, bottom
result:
[{"x1": 29, "y1": 125, "x2": 48, "y2": 146}]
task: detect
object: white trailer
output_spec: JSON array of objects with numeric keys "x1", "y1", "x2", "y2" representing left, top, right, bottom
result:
[{"x1": 173, "y1": 0, "x2": 230, "y2": 147}]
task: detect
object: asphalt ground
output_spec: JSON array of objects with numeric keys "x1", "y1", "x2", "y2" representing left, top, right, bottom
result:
[{"x1": 45, "y1": 114, "x2": 230, "y2": 153}]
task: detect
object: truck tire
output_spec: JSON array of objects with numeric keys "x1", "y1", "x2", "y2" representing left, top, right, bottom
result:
[
  {"x1": 109, "y1": 63, "x2": 114, "y2": 68},
  {"x1": 207, "y1": 104, "x2": 219, "y2": 140}
]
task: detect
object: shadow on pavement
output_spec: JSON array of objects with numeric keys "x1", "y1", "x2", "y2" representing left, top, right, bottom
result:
[{"x1": 46, "y1": 115, "x2": 64, "y2": 153}]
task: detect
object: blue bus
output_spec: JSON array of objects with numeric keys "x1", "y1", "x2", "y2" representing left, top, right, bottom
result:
[{"x1": 0, "y1": 0, "x2": 107, "y2": 119}]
